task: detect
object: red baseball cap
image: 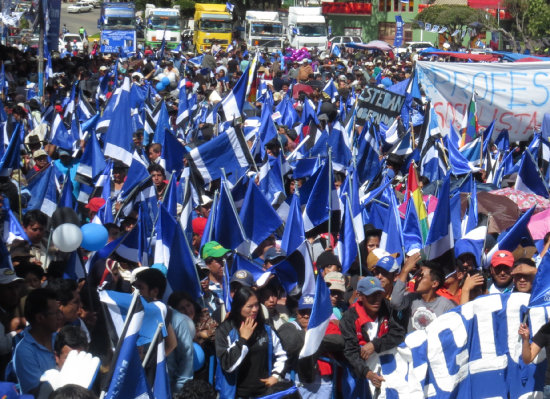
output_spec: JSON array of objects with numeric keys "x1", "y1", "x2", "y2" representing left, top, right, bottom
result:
[
  {"x1": 491, "y1": 250, "x2": 514, "y2": 267},
  {"x1": 85, "y1": 197, "x2": 106, "y2": 213},
  {"x1": 192, "y1": 217, "x2": 207, "y2": 237}
]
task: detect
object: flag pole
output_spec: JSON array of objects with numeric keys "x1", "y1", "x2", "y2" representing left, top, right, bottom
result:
[
  {"x1": 142, "y1": 322, "x2": 164, "y2": 368},
  {"x1": 100, "y1": 290, "x2": 140, "y2": 399},
  {"x1": 327, "y1": 148, "x2": 333, "y2": 247},
  {"x1": 344, "y1": 193, "x2": 363, "y2": 276},
  {"x1": 220, "y1": 169, "x2": 250, "y2": 256}
]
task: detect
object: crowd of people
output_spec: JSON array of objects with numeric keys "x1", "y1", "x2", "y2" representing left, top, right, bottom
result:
[{"x1": 1, "y1": 28, "x2": 550, "y2": 399}]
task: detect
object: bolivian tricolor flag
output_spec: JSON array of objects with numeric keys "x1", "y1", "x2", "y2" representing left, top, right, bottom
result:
[{"x1": 407, "y1": 162, "x2": 429, "y2": 243}]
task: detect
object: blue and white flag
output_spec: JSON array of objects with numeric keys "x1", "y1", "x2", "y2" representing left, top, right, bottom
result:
[
  {"x1": 103, "y1": 294, "x2": 153, "y2": 399},
  {"x1": 50, "y1": 113, "x2": 76, "y2": 151},
  {"x1": 448, "y1": 125, "x2": 479, "y2": 175},
  {"x1": 2, "y1": 209, "x2": 30, "y2": 245},
  {"x1": 208, "y1": 179, "x2": 249, "y2": 254},
  {"x1": 515, "y1": 151, "x2": 549, "y2": 198},
  {"x1": 45, "y1": 52, "x2": 53, "y2": 82},
  {"x1": 425, "y1": 172, "x2": 453, "y2": 260},
  {"x1": 529, "y1": 252, "x2": 550, "y2": 308},
  {"x1": 104, "y1": 78, "x2": 134, "y2": 166},
  {"x1": 454, "y1": 226, "x2": 486, "y2": 269},
  {"x1": 154, "y1": 205, "x2": 203, "y2": 301},
  {"x1": 394, "y1": 15, "x2": 404, "y2": 47},
  {"x1": 331, "y1": 44, "x2": 341, "y2": 58},
  {"x1": 328, "y1": 122, "x2": 352, "y2": 172},
  {"x1": 226, "y1": 2, "x2": 234, "y2": 12},
  {"x1": 188, "y1": 126, "x2": 253, "y2": 184},
  {"x1": 27, "y1": 166, "x2": 58, "y2": 217},
  {"x1": 355, "y1": 123, "x2": 381, "y2": 185},
  {"x1": 153, "y1": 338, "x2": 171, "y2": 399},
  {"x1": 240, "y1": 180, "x2": 282, "y2": 254},
  {"x1": 160, "y1": 130, "x2": 187, "y2": 177},
  {"x1": 337, "y1": 194, "x2": 358, "y2": 274},
  {"x1": 485, "y1": 206, "x2": 535, "y2": 266},
  {"x1": 302, "y1": 161, "x2": 339, "y2": 232},
  {"x1": 299, "y1": 270, "x2": 332, "y2": 358},
  {"x1": 258, "y1": 155, "x2": 286, "y2": 206},
  {"x1": 221, "y1": 61, "x2": 250, "y2": 121},
  {"x1": 322, "y1": 79, "x2": 338, "y2": 102},
  {"x1": 176, "y1": 79, "x2": 191, "y2": 129},
  {"x1": 99, "y1": 290, "x2": 168, "y2": 347},
  {"x1": 380, "y1": 186, "x2": 405, "y2": 260},
  {"x1": 76, "y1": 132, "x2": 106, "y2": 186},
  {"x1": 0, "y1": 123, "x2": 22, "y2": 177}
]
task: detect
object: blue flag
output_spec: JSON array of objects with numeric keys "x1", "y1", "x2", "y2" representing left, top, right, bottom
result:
[
  {"x1": 104, "y1": 78, "x2": 134, "y2": 166},
  {"x1": 0, "y1": 123, "x2": 22, "y2": 176},
  {"x1": 425, "y1": 172, "x2": 453, "y2": 260},
  {"x1": 299, "y1": 271, "x2": 333, "y2": 358},
  {"x1": 515, "y1": 151, "x2": 549, "y2": 198},
  {"x1": 529, "y1": 252, "x2": 550, "y2": 308}
]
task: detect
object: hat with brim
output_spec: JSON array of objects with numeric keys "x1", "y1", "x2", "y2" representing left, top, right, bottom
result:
[
  {"x1": 202, "y1": 241, "x2": 230, "y2": 259},
  {"x1": 357, "y1": 276, "x2": 384, "y2": 296},
  {"x1": 0, "y1": 269, "x2": 23, "y2": 285},
  {"x1": 298, "y1": 294, "x2": 314, "y2": 310}
]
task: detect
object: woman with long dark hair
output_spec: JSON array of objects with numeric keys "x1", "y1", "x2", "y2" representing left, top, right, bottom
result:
[{"x1": 215, "y1": 287, "x2": 287, "y2": 399}]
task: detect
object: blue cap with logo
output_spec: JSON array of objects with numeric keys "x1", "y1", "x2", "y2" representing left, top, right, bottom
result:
[
  {"x1": 357, "y1": 277, "x2": 385, "y2": 296},
  {"x1": 375, "y1": 256, "x2": 400, "y2": 273},
  {"x1": 298, "y1": 294, "x2": 315, "y2": 310}
]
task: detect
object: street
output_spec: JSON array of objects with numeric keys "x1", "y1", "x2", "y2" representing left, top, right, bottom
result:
[{"x1": 60, "y1": 2, "x2": 100, "y2": 37}]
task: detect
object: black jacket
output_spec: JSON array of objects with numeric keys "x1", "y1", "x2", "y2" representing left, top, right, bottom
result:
[{"x1": 340, "y1": 299, "x2": 407, "y2": 379}]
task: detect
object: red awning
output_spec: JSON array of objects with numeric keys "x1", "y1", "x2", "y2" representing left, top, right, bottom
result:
[{"x1": 468, "y1": 0, "x2": 502, "y2": 8}]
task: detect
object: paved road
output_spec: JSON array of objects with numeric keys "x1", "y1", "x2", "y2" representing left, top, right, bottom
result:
[{"x1": 60, "y1": 2, "x2": 100, "y2": 37}]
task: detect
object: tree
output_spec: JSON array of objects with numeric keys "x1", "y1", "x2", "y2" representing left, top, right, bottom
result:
[{"x1": 414, "y1": 5, "x2": 488, "y2": 49}]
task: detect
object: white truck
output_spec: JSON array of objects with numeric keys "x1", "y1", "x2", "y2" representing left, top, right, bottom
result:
[
  {"x1": 244, "y1": 11, "x2": 285, "y2": 53},
  {"x1": 144, "y1": 4, "x2": 181, "y2": 49},
  {"x1": 287, "y1": 7, "x2": 327, "y2": 51}
]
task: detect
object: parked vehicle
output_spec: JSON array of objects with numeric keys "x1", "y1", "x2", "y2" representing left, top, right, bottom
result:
[
  {"x1": 328, "y1": 35, "x2": 363, "y2": 48},
  {"x1": 144, "y1": 4, "x2": 181, "y2": 49},
  {"x1": 244, "y1": 11, "x2": 285, "y2": 53},
  {"x1": 287, "y1": 7, "x2": 327, "y2": 51},
  {"x1": 193, "y1": 3, "x2": 232, "y2": 54},
  {"x1": 98, "y1": 2, "x2": 137, "y2": 53},
  {"x1": 59, "y1": 33, "x2": 84, "y2": 51},
  {"x1": 67, "y1": 2, "x2": 93, "y2": 13}
]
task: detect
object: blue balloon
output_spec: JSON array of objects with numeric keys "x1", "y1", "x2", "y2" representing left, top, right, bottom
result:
[
  {"x1": 80, "y1": 223, "x2": 109, "y2": 251},
  {"x1": 161, "y1": 77, "x2": 170, "y2": 86},
  {"x1": 193, "y1": 342, "x2": 205, "y2": 372},
  {"x1": 156, "y1": 82, "x2": 165, "y2": 91}
]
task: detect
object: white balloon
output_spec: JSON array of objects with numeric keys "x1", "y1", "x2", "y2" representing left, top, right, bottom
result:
[{"x1": 52, "y1": 223, "x2": 83, "y2": 252}]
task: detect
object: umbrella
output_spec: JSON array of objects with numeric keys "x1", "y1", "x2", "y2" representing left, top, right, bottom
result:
[
  {"x1": 346, "y1": 41, "x2": 393, "y2": 52},
  {"x1": 490, "y1": 187, "x2": 550, "y2": 212},
  {"x1": 365, "y1": 40, "x2": 393, "y2": 52},
  {"x1": 460, "y1": 191, "x2": 521, "y2": 234},
  {"x1": 528, "y1": 208, "x2": 550, "y2": 240}
]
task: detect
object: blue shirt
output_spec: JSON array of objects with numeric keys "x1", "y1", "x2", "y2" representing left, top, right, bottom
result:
[
  {"x1": 13, "y1": 327, "x2": 56, "y2": 394},
  {"x1": 167, "y1": 310, "x2": 195, "y2": 391}
]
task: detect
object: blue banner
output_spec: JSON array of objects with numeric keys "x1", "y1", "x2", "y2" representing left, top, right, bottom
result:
[
  {"x1": 394, "y1": 15, "x2": 404, "y2": 48},
  {"x1": 100, "y1": 30, "x2": 136, "y2": 53},
  {"x1": 366, "y1": 293, "x2": 549, "y2": 397},
  {"x1": 46, "y1": 0, "x2": 61, "y2": 52}
]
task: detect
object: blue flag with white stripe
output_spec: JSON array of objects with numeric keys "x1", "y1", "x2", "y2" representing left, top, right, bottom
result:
[
  {"x1": 239, "y1": 179, "x2": 282, "y2": 254},
  {"x1": 104, "y1": 78, "x2": 134, "y2": 166},
  {"x1": 26, "y1": 166, "x2": 58, "y2": 217},
  {"x1": 425, "y1": 172, "x2": 453, "y2": 260},
  {"x1": 0, "y1": 123, "x2": 22, "y2": 176},
  {"x1": 515, "y1": 151, "x2": 549, "y2": 198},
  {"x1": 299, "y1": 271, "x2": 332, "y2": 358}
]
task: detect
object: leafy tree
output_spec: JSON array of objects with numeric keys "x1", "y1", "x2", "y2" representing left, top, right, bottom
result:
[{"x1": 414, "y1": 5, "x2": 488, "y2": 49}]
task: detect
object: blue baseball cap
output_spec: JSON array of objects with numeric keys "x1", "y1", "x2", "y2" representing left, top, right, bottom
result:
[
  {"x1": 298, "y1": 295, "x2": 314, "y2": 310},
  {"x1": 357, "y1": 277, "x2": 385, "y2": 296},
  {"x1": 375, "y1": 256, "x2": 400, "y2": 273}
]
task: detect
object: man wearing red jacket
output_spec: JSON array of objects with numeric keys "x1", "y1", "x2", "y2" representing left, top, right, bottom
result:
[{"x1": 340, "y1": 276, "x2": 407, "y2": 389}]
